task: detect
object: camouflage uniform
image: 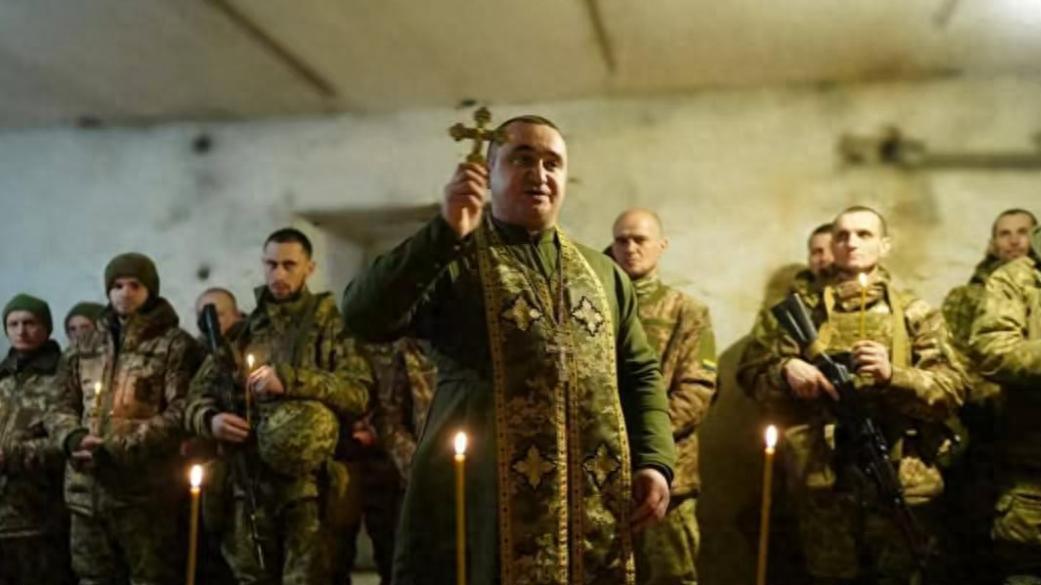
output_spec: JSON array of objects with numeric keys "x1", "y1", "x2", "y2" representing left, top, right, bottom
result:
[
  {"x1": 371, "y1": 338, "x2": 436, "y2": 480},
  {"x1": 332, "y1": 338, "x2": 436, "y2": 585},
  {"x1": 970, "y1": 240, "x2": 1041, "y2": 582},
  {"x1": 0, "y1": 340, "x2": 74, "y2": 585},
  {"x1": 49, "y1": 300, "x2": 203, "y2": 585},
  {"x1": 629, "y1": 273, "x2": 716, "y2": 585},
  {"x1": 737, "y1": 269, "x2": 966, "y2": 584},
  {"x1": 938, "y1": 255, "x2": 1006, "y2": 584},
  {"x1": 186, "y1": 287, "x2": 370, "y2": 585}
]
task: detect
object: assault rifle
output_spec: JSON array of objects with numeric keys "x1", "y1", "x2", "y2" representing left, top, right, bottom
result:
[
  {"x1": 770, "y1": 293, "x2": 930, "y2": 566},
  {"x1": 200, "y1": 303, "x2": 267, "y2": 570}
]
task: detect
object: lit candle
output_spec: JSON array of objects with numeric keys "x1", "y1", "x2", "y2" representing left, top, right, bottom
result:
[
  {"x1": 454, "y1": 431, "x2": 468, "y2": 585},
  {"x1": 91, "y1": 382, "x2": 103, "y2": 435},
  {"x1": 186, "y1": 464, "x2": 203, "y2": 585},
  {"x1": 245, "y1": 354, "x2": 255, "y2": 425},
  {"x1": 756, "y1": 425, "x2": 779, "y2": 585},
  {"x1": 858, "y1": 272, "x2": 869, "y2": 339}
]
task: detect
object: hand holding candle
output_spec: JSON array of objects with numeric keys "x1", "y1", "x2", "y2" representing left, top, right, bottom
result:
[
  {"x1": 91, "y1": 381, "x2": 103, "y2": 435},
  {"x1": 857, "y1": 272, "x2": 869, "y2": 339},
  {"x1": 454, "y1": 431, "x2": 468, "y2": 585},
  {"x1": 186, "y1": 464, "x2": 203, "y2": 585},
  {"x1": 756, "y1": 425, "x2": 779, "y2": 585},
  {"x1": 245, "y1": 354, "x2": 255, "y2": 425}
]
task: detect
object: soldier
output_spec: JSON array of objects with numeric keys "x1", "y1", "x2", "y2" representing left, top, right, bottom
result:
[
  {"x1": 610, "y1": 209, "x2": 717, "y2": 585},
  {"x1": 62, "y1": 302, "x2": 103, "y2": 346},
  {"x1": 807, "y1": 222, "x2": 835, "y2": 279},
  {"x1": 939, "y1": 208, "x2": 1037, "y2": 584},
  {"x1": 195, "y1": 287, "x2": 245, "y2": 339},
  {"x1": 737, "y1": 206, "x2": 965, "y2": 584},
  {"x1": 970, "y1": 224, "x2": 1041, "y2": 583},
  {"x1": 0, "y1": 294, "x2": 74, "y2": 585},
  {"x1": 186, "y1": 227, "x2": 370, "y2": 585},
  {"x1": 48, "y1": 253, "x2": 204, "y2": 585},
  {"x1": 373, "y1": 338, "x2": 435, "y2": 480},
  {"x1": 335, "y1": 338, "x2": 437, "y2": 585}
]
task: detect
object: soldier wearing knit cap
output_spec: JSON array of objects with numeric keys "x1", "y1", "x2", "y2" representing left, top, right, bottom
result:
[
  {"x1": 47, "y1": 252, "x2": 203, "y2": 585},
  {"x1": 0, "y1": 293, "x2": 74, "y2": 585},
  {"x1": 63, "y1": 302, "x2": 104, "y2": 345}
]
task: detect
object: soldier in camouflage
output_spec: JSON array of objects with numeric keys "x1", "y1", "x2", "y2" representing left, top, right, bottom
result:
[
  {"x1": 334, "y1": 337, "x2": 436, "y2": 584},
  {"x1": 738, "y1": 206, "x2": 966, "y2": 584},
  {"x1": 186, "y1": 228, "x2": 370, "y2": 585},
  {"x1": 63, "y1": 302, "x2": 104, "y2": 347},
  {"x1": 610, "y1": 209, "x2": 717, "y2": 585},
  {"x1": 970, "y1": 224, "x2": 1041, "y2": 583},
  {"x1": 939, "y1": 208, "x2": 1037, "y2": 584},
  {"x1": 0, "y1": 294, "x2": 74, "y2": 585},
  {"x1": 48, "y1": 253, "x2": 204, "y2": 585}
]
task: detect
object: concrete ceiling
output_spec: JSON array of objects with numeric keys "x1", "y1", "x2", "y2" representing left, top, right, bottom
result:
[{"x1": 2, "y1": 0, "x2": 1040, "y2": 128}]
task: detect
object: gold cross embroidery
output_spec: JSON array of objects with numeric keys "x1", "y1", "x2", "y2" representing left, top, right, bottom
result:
[
  {"x1": 583, "y1": 443, "x2": 620, "y2": 488},
  {"x1": 513, "y1": 445, "x2": 556, "y2": 490},
  {"x1": 571, "y1": 296, "x2": 605, "y2": 336},
  {"x1": 502, "y1": 296, "x2": 543, "y2": 332}
]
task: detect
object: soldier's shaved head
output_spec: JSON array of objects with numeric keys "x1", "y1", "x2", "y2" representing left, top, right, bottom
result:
[
  {"x1": 611, "y1": 208, "x2": 668, "y2": 280},
  {"x1": 990, "y1": 209, "x2": 1038, "y2": 262}
]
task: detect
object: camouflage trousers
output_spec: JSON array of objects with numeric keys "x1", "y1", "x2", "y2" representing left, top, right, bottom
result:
[
  {"x1": 992, "y1": 474, "x2": 1041, "y2": 583},
  {"x1": 222, "y1": 497, "x2": 328, "y2": 585},
  {"x1": 0, "y1": 532, "x2": 75, "y2": 585},
  {"x1": 330, "y1": 456, "x2": 403, "y2": 585},
  {"x1": 70, "y1": 505, "x2": 183, "y2": 585},
  {"x1": 796, "y1": 489, "x2": 934, "y2": 585},
  {"x1": 634, "y1": 497, "x2": 699, "y2": 585}
]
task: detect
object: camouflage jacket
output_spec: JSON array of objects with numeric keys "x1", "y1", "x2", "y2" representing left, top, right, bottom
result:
[
  {"x1": 737, "y1": 269, "x2": 966, "y2": 498},
  {"x1": 49, "y1": 299, "x2": 203, "y2": 513},
  {"x1": 186, "y1": 287, "x2": 370, "y2": 501},
  {"x1": 362, "y1": 338, "x2": 436, "y2": 480},
  {"x1": 633, "y1": 273, "x2": 716, "y2": 498},
  {"x1": 941, "y1": 255, "x2": 1004, "y2": 405},
  {"x1": 0, "y1": 341, "x2": 67, "y2": 537},
  {"x1": 970, "y1": 255, "x2": 1041, "y2": 468}
]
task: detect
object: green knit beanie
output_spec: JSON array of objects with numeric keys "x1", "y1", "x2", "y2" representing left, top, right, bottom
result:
[
  {"x1": 64, "y1": 302, "x2": 105, "y2": 331},
  {"x1": 3, "y1": 293, "x2": 53, "y2": 335},
  {"x1": 104, "y1": 253, "x2": 160, "y2": 297}
]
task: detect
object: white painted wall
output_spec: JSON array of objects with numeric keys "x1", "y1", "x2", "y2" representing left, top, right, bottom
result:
[
  {"x1": 2, "y1": 75, "x2": 1039, "y2": 348},
  {"x1": 2, "y1": 74, "x2": 1039, "y2": 582}
]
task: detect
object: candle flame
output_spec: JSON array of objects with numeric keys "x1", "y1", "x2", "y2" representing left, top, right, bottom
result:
[
  {"x1": 189, "y1": 464, "x2": 203, "y2": 488},
  {"x1": 246, "y1": 354, "x2": 255, "y2": 369},
  {"x1": 94, "y1": 381, "x2": 102, "y2": 393},
  {"x1": 765, "y1": 425, "x2": 779, "y2": 449},
  {"x1": 857, "y1": 272, "x2": 869, "y2": 288},
  {"x1": 454, "y1": 431, "x2": 468, "y2": 456}
]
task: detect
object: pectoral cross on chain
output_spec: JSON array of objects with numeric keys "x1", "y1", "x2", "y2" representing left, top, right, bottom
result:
[
  {"x1": 448, "y1": 107, "x2": 506, "y2": 164},
  {"x1": 545, "y1": 337, "x2": 572, "y2": 377}
]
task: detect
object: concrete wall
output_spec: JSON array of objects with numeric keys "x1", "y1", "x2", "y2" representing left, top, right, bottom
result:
[{"x1": 1, "y1": 74, "x2": 1039, "y2": 581}]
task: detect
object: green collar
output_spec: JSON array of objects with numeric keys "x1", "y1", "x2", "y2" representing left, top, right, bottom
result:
[
  {"x1": 0, "y1": 339, "x2": 61, "y2": 376},
  {"x1": 491, "y1": 215, "x2": 557, "y2": 246},
  {"x1": 632, "y1": 271, "x2": 663, "y2": 301}
]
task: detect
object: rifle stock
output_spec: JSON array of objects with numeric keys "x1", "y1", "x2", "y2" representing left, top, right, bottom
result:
[
  {"x1": 770, "y1": 293, "x2": 931, "y2": 565},
  {"x1": 200, "y1": 303, "x2": 267, "y2": 570}
]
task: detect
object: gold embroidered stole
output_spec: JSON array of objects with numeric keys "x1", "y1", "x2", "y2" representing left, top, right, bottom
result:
[{"x1": 475, "y1": 218, "x2": 634, "y2": 585}]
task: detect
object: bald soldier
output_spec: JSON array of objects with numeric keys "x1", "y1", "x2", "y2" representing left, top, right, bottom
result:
[
  {"x1": 195, "y1": 287, "x2": 245, "y2": 339},
  {"x1": 738, "y1": 206, "x2": 966, "y2": 584},
  {"x1": 939, "y1": 208, "x2": 1037, "y2": 584},
  {"x1": 971, "y1": 225, "x2": 1041, "y2": 583},
  {"x1": 610, "y1": 209, "x2": 717, "y2": 585},
  {"x1": 807, "y1": 223, "x2": 835, "y2": 279}
]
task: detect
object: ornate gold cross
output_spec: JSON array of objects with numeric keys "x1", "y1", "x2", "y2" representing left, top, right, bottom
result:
[{"x1": 448, "y1": 107, "x2": 505, "y2": 164}]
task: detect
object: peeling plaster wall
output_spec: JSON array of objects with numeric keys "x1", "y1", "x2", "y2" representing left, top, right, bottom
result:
[{"x1": 1, "y1": 75, "x2": 1039, "y2": 582}]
